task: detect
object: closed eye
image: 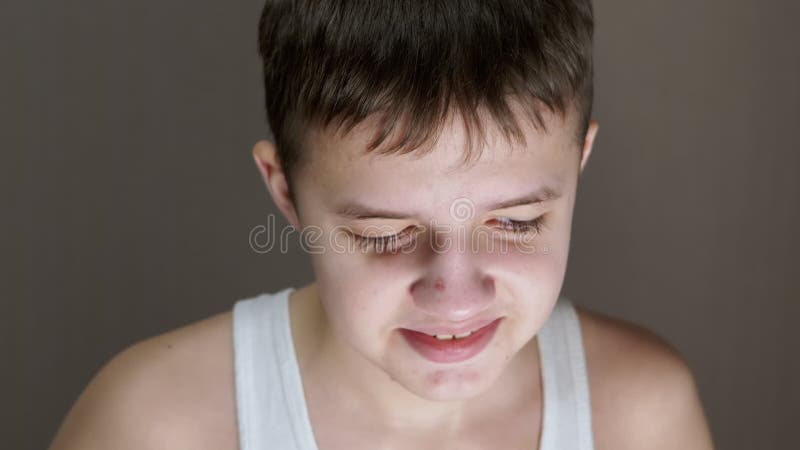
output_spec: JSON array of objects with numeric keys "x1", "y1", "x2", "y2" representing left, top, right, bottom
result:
[
  {"x1": 490, "y1": 216, "x2": 545, "y2": 235},
  {"x1": 352, "y1": 226, "x2": 419, "y2": 254}
]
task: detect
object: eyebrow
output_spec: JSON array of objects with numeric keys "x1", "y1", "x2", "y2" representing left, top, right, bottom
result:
[{"x1": 333, "y1": 185, "x2": 561, "y2": 220}]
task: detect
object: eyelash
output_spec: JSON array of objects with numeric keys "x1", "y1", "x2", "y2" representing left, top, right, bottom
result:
[
  {"x1": 352, "y1": 216, "x2": 545, "y2": 254},
  {"x1": 353, "y1": 226, "x2": 418, "y2": 254},
  {"x1": 493, "y1": 216, "x2": 546, "y2": 235}
]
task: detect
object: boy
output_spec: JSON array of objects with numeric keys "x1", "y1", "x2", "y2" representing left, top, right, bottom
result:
[{"x1": 50, "y1": 1, "x2": 714, "y2": 449}]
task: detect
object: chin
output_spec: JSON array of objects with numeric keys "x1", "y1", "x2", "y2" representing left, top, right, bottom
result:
[{"x1": 401, "y1": 362, "x2": 505, "y2": 402}]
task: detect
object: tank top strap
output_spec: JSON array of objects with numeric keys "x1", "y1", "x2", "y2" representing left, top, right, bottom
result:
[
  {"x1": 537, "y1": 297, "x2": 595, "y2": 450},
  {"x1": 232, "y1": 287, "x2": 317, "y2": 450}
]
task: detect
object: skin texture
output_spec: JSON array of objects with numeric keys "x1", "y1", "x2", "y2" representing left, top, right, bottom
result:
[{"x1": 48, "y1": 107, "x2": 715, "y2": 450}]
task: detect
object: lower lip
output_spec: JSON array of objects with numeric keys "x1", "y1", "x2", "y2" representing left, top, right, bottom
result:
[{"x1": 399, "y1": 318, "x2": 502, "y2": 364}]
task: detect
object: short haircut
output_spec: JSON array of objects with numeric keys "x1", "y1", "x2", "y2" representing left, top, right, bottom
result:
[{"x1": 257, "y1": 0, "x2": 594, "y2": 188}]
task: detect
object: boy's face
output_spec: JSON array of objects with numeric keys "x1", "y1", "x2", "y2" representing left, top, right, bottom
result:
[{"x1": 263, "y1": 107, "x2": 596, "y2": 402}]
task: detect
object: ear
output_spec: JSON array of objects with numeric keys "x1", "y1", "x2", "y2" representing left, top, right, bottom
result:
[
  {"x1": 252, "y1": 140, "x2": 301, "y2": 229},
  {"x1": 579, "y1": 120, "x2": 599, "y2": 174}
]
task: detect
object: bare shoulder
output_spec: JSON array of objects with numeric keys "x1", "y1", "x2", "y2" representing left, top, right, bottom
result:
[
  {"x1": 574, "y1": 305, "x2": 715, "y2": 450},
  {"x1": 49, "y1": 311, "x2": 238, "y2": 450}
]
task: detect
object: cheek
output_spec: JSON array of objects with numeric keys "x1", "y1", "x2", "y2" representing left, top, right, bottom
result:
[
  {"x1": 480, "y1": 229, "x2": 569, "y2": 279},
  {"x1": 311, "y1": 251, "x2": 413, "y2": 333},
  {"x1": 312, "y1": 229, "x2": 422, "y2": 291},
  {"x1": 483, "y1": 251, "x2": 565, "y2": 318},
  {"x1": 480, "y1": 235, "x2": 569, "y2": 326},
  {"x1": 483, "y1": 251, "x2": 565, "y2": 345}
]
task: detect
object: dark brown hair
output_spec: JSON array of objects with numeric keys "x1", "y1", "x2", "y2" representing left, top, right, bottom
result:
[{"x1": 258, "y1": 0, "x2": 594, "y2": 189}]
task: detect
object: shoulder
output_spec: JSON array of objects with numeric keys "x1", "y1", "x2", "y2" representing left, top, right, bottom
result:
[
  {"x1": 49, "y1": 311, "x2": 238, "y2": 450},
  {"x1": 574, "y1": 305, "x2": 715, "y2": 450}
]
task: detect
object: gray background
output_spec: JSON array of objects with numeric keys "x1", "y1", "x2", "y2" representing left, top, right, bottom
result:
[{"x1": 2, "y1": 1, "x2": 797, "y2": 449}]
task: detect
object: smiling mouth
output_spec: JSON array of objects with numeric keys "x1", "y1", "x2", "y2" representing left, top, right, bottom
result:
[{"x1": 399, "y1": 318, "x2": 503, "y2": 364}]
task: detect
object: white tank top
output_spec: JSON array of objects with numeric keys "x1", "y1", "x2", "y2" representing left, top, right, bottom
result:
[{"x1": 233, "y1": 287, "x2": 594, "y2": 450}]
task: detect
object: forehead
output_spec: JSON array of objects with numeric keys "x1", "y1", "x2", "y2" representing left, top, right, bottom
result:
[{"x1": 299, "y1": 108, "x2": 580, "y2": 212}]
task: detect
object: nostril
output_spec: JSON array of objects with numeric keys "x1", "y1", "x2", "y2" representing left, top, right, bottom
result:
[
  {"x1": 482, "y1": 276, "x2": 495, "y2": 292},
  {"x1": 409, "y1": 279, "x2": 424, "y2": 295}
]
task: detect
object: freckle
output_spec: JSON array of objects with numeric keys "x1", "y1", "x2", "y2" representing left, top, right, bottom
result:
[{"x1": 167, "y1": 344, "x2": 173, "y2": 349}]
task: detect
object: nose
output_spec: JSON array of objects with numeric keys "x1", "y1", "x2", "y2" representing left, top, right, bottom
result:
[{"x1": 409, "y1": 247, "x2": 496, "y2": 322}]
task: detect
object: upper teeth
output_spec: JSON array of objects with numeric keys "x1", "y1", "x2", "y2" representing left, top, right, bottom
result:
[{"x1": 433, "y1": 331, "x2": 473, "y2": 340}]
